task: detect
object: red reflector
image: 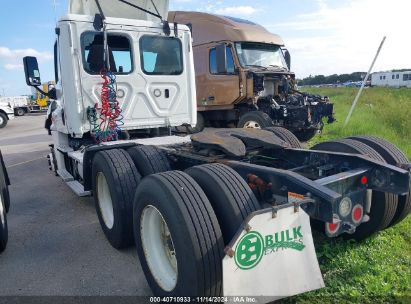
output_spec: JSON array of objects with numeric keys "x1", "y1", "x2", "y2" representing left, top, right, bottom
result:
[
  {"x1": 360, "y1": 176, "x2": 368, "y2": 185},
  {"x1": 328, "y1": 223, "x2": 339, "y2": 232},
  {"x1": 353, "y1": 206, "x2": 363, "y2": 222}
]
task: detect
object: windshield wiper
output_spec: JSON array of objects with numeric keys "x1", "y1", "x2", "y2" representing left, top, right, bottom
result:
[
  {"x1": 268, "y1": 65, "x2": 287, "y2": 70},
  {"x1": 245, "y1": 65, "x2": 268, "y2": 70},
  {"x1": 118, "y1": 0, "x2": 162, "y2": 21}
]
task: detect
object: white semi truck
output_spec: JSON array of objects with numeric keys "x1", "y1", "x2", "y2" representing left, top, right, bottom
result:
[
  {"x1": 0, "y1": 100, "x2": 14, "y2": 128},
  {"x1": 22, "y1": 0, "x2": 410, "y2": 300}
]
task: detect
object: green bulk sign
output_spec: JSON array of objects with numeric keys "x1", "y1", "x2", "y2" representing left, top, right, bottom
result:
[{"x1": 234, "y1": 226, "x2": 306, "y2": 270}]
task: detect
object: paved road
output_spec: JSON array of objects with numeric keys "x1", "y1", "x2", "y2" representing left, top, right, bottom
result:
[{"x1": 0, "y1": 114, "x2": 150, "y2": 296}]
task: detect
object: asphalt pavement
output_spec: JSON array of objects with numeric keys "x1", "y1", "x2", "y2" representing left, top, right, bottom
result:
[{"x1": 0, "y1": 114, "x2": 151, "y2": 296}]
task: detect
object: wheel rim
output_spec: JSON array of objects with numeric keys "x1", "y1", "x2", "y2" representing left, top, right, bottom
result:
[
  {"x1": 140, "y1": 205, "x2": 178, "y2": 291},
  {"x1": 0, "y1": 194, "x2": 5, "y2": 228},
  {"x1": 243, "y1": 120, "x2": 261, "y2": 129},
  {"x1": 96, "y1": 172, "x2": 114, "y2": 229},
  {"x1": 0, "y1": 116, "x2": 4, "y2": 125}
]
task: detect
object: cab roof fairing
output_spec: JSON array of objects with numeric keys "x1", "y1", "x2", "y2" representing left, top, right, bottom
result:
[{"x1": 168, "y1": 11, "x2": 284, "y2": 47}]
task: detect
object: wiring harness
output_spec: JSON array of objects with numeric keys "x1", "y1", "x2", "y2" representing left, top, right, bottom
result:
[{"x1": 88, "y1": 69, "x2": 124, "y2": 143}]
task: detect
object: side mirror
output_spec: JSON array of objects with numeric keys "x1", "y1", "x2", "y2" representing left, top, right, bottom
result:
[
  {"x1": 23, "y1": 56, "x2": 42, "y2": 86},
  {"x1": 216, "y1": 43, "x2": 227, "y2": 74},
  {"x1": 283, "y1": 49, "x2": 291, "y2": 70}
]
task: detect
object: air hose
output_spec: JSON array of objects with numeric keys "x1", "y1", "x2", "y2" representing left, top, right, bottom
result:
[{"x1": 88, "y1": 69, "x2": 124, "y2": 143}]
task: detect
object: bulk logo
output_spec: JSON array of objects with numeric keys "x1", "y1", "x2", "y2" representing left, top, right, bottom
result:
[{"x1": 234, "y1": 226, "x2": 305, "y2": 270}]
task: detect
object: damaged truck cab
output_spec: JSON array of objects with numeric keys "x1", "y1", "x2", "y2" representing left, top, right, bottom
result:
[{"x1": 168, "y1": 12, "x2": 334, "y2": 141}]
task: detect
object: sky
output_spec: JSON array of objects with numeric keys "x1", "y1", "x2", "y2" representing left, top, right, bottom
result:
[{"x1": 0, "y1": 0, "x2": 410, "y2": 96}]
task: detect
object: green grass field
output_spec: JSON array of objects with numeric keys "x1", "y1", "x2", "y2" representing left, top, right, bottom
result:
[{"x1": 289, "y1": 87, "x2": 411, "y2": 303}]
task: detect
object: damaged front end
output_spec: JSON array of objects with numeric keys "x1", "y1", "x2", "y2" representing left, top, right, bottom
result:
[{"x1": 249, "y1": 70, "x2": 335, "y2": 140}]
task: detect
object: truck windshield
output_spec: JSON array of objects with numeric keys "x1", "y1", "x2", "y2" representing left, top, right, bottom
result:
[{"x1": 235, "y1": 42, "x2": 287, "y2": 69}]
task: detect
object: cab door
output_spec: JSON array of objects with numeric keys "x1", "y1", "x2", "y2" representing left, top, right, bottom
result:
[{"x1": 202, "y1": 45, "x2": 240, "y2": 108}]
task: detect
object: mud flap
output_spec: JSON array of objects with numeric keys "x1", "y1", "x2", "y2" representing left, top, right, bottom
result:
[{"x1": 223, "y1": 206, "x2": 324, "y2": 301}]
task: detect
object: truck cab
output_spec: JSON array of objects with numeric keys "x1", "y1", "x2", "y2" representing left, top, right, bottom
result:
[
  {"x1": 0, "y1": 100, "x2": 15, "y2": 129},
  {"x1": 169, "y1": 11, "x2": 335, "y2": 140}
]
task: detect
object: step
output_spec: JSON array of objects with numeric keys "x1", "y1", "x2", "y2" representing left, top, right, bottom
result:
[
  {"x1": 66, "y1": 180, "x2": 91, "y2": 197},
  {"x1": 57, "y1": 169, "x2": 74, "y2": 182}
]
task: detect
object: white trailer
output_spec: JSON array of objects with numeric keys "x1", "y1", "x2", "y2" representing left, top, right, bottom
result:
[
  {"x1": 21, "y1": 0, "x2": 410, "y2": 300},
  {"x1": 371, "y1": 70, "x2": 411, "y2": 88}
]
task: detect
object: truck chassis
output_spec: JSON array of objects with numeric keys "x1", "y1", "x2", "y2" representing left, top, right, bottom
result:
[{"x1": 48, "y1": 127, "x2": 410, "y2": 297}]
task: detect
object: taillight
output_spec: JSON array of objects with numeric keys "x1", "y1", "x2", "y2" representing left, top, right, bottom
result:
[
  {"x1": 352, "y1": 204, "x2": 363, "y2": 224},
  {"x1": 338, "y1": 197, "x2": 352, "y2": 217},
  {"x1": 325, "y1": 221, "x2": 341, "y2": 236}
]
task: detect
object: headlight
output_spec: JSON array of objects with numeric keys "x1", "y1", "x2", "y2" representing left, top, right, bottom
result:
[{"x1": 339, "y1": 197, "x2": 352, "y2": 217}]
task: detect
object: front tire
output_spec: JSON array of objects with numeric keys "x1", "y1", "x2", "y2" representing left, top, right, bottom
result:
[
  {"x1": 133, "y1": 171, "x2": 224, "y2": 296},
  {"x1": 238, "y1": 111, "x2": 273, "y2": 129},
  {"x1": 92, "y1": 149, "x2": 141, "y2": 249},
  {"x1": 0, "y1": 113, "x2": 7, "y2": 128}
]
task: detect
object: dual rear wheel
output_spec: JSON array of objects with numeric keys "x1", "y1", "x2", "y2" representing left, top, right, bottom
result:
[
  {"x1": 91, "y1": 145, "x2": 259, "y2": 296},
  {"x1": 91, "y1": 137, "x2": 409, "y2": 295}
]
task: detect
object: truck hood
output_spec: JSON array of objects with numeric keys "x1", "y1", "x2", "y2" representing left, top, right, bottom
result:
[{"x1": 68, "y1": 0, "x2": 169, "y2": 21}]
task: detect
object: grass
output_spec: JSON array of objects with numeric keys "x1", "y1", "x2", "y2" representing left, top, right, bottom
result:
[{"x1": 287, "y1": 87, "x2": 411, "y2": 303}]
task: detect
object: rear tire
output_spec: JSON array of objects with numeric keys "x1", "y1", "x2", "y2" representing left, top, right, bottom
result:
[
  {"x1": 0, "y1": 182, "x2": 8, "y2": 253},
  {"x1": 127, "y1": 145, "x2": 171, "y2": 177},
  {"x1": 294, "y1": 129, "x2": 318, "y2": 142},
  {"x1": 264, "y1": 126, "x2": 303, "y2": 148},
  {"x1": 133, "y1": 171, "x2": 224, "y2": 296},
  {"x1": 186, "y1": 163, "x2": 260, "y2": 244},
  {"x1": 16, "y1": 108, "x2": 25, "y2": 116},
  {"x1": 312, "y1": 139, "x2": 398, "y2": 240},
  {"x1": 348, "y1": 136, "x2": 411, "y2": 226},
  {"x1": 238, "y1": 111, "x2": 273, "y2": 129},
  {"x1": 92, "y1": 149, "x2": 141, "y2": 249},
  {"x1": 0, "y1": 113, "x2": 7, "y2": 128}
]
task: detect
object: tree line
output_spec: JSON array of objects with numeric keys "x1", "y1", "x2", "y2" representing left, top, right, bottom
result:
[{"x1": 297, "y1": 72, "x2": 369, "y2": 86}]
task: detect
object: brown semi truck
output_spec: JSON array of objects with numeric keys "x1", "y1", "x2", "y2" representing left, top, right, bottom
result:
[{"x1": 168, "y1": 11, "x2": 335, "y2": 141}]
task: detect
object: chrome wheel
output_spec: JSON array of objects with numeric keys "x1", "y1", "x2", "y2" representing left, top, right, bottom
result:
[
  {"x1": 243, "y1": 120, "x2": 261, "y2": 129},
  {"x1": 141, "y1": 205, "x2": 178, "y2": 291},
  {"x1": 96, "y1": 172, "x2": 114, "y2": 229}
]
